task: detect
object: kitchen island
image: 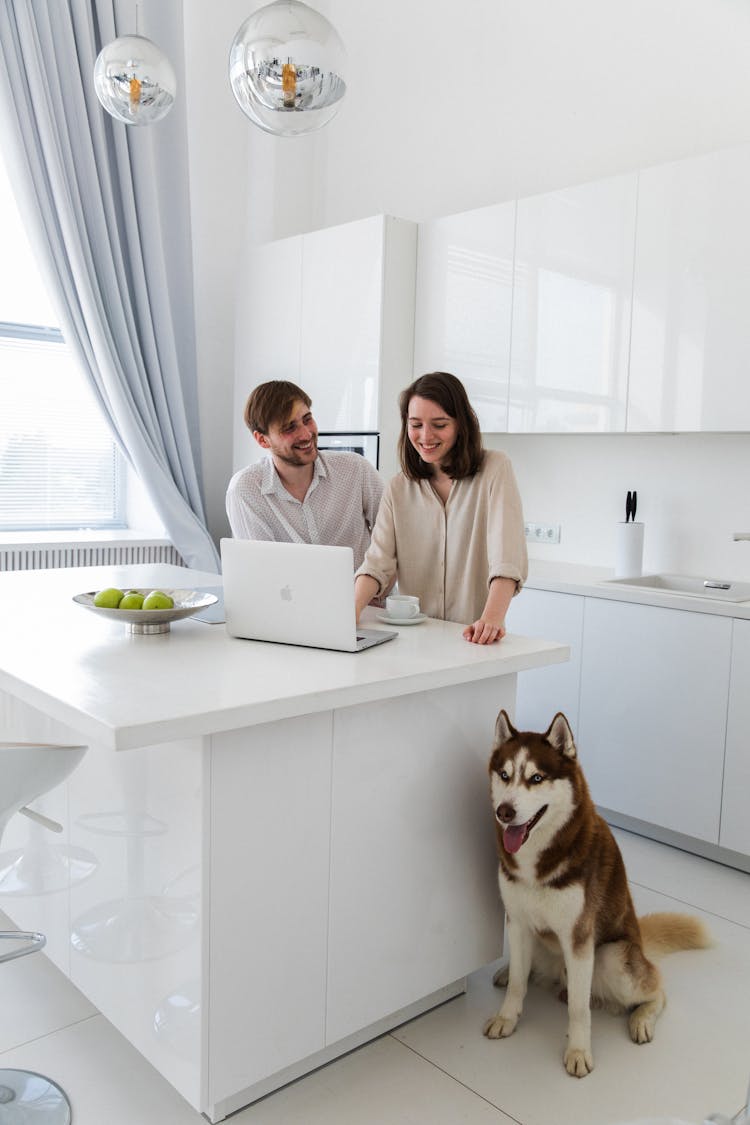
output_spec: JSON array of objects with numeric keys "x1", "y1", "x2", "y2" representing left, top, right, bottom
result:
[{"x1": 0, "y1": 563, "x2": 568, "y2": 1121}]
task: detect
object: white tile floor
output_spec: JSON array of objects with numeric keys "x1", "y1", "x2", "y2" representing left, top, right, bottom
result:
[{"x1": 1, "y1": 828, "x2": 748, "y2": 1125}]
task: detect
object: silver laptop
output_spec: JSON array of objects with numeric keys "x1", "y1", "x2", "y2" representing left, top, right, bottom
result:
[{"x1": 220, "y1": 539, "x2": 397, "y2": 653}]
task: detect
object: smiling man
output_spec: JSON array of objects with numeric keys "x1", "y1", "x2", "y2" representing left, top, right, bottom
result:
[{"x1": 226, "y1": 380, "x2": 384, "y2": 569}]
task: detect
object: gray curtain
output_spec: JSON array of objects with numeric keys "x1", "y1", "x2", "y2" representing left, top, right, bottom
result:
[{"x1": 0, "y1": 0, "x2": 220, "y2": 573}]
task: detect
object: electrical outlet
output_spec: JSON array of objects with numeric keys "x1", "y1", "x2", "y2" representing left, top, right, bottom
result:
[{"x1": 524, "y1": 522, "x2": 561, "y2": 544}]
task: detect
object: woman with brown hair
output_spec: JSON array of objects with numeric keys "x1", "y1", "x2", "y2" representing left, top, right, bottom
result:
[{"x1": 354, "y1": 372, "x2": 527, "y2": 644}]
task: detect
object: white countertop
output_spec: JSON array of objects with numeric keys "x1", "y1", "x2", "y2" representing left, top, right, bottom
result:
[
  {"x1": 0, "y1": 564, "x2": 569, "y2": 751},
  {"x1": 526, "y1": 559, "x2": 750, "y2": 619}
]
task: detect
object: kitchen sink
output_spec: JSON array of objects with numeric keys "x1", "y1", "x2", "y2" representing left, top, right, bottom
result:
[{"x1": 604, "y1": 573, "x2": 750, "y2": 602}]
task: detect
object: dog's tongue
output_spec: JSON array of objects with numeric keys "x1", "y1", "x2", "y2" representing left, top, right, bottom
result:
[{"x1": 503, "y1": 824, "x2": 527, "y2": 854}]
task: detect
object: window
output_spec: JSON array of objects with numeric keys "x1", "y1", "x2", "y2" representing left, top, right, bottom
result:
[{"x1": 0, "y1": 150, "x2": 126, "y2": 531}]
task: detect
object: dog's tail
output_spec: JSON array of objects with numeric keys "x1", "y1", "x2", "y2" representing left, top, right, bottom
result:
[{"x1": 638, "y1": 912, "x2": 713, "y2": 958}]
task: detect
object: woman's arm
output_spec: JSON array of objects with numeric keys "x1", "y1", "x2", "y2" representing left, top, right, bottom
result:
[
  {"x1": 354, "y1": 485, "x2": 398, "y2": 621},
  {"x1": 462, "y1": 576, "x2": 516, "y2": 645},
  {"x1": 355, "y1": 574, "x2": 381, "y2": 622}
]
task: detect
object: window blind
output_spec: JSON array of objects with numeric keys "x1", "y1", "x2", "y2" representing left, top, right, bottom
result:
[{"x1": 0, "y1": 328, "x2": 125, "y2": 530}]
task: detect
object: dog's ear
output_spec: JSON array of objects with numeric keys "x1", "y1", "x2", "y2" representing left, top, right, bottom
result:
[
  {"x1": 546, "y1": 712, "x2": 577, "y2": 759},
  {"x1": 494, "y1": 709, "x2": 516, "y2": 747}
]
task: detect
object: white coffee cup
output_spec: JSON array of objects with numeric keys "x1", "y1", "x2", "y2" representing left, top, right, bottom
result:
[{"x1": 385, "y1": 594, "x2": 420, "y2": 619}]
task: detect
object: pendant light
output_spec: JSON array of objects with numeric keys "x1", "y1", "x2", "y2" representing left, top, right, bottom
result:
[
  {"x1": 94, "y1": 6, "x2": 176, "y2": 128},
  {"x1": 229, "y1": 0, "x2": 347, "y2": 137}
]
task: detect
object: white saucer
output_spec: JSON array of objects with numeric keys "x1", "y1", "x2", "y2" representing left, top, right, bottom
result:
[{"x1": 376, "y1": 612, "x2": 427, "y2": 626}]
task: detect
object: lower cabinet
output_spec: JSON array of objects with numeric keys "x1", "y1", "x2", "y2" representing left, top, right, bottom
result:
[
  {"x1": 208, "y1": 678, "x2": 511, "y2": 1108},
  {"x1": 577, "y1": 598, "x2": 731, "y2": 843},
  {"x1": 325, "y1": 678, "x2": 507, "y2": 1044},
  {"x1": 209, "y1": 715, "x2": 332, "y2": 1099},
  {"x1": 509, "y1": 587, "x2": 748, "y2": 860},
  {"x1": 721, "y1": 619, "x2": 750, "y2": 855},
  {"x1": 505, "y1": 588, "x2": 584, "y2": 733}
]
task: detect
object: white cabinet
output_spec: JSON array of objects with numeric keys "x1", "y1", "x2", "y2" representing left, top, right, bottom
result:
[
  {"x1": 207, "y1": 677, "x2": 514, "y2": 1109},
  {"x1": 208, "y1": 716, "x2": 332, "y2": 1099},
  {"x1": 505, "y1": 588, "x2": 584, "y2": 734},
  {"x1": 234, "y1": 214, "x2": 417, "y2": 479},
  {"x1": 577, "y1": 598, "x2": 731, "y2": 843},
  {"x1": 721, "y1": 619, "x2": 750, "y2": 855},
  {"x1": 628, "y1": 143, "x2": 750, "y2": 432},
  {"x1": 413, "y1": 202, "x2": 516, "y2": 431},
  {"x1": 300, "y1": 219, "x2": 383, "y2": 435},
  {"x1": 233, "y1": 236, "x2": 303, "y2": 472},
  {"x1": 325, "y1": 679, "x2": 507, "y2": 1044},
  {"x1": 509, "y1": 174, "x2": 636, "y2": 433}
]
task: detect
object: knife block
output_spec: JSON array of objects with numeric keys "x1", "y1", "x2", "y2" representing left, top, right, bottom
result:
[{"x1": 615, "y1": 521, "x2": 644, "y2": 578}]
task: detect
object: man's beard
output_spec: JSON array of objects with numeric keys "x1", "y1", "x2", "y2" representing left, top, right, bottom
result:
[{"x1": 274, "y1": 435, "x2": 317, "y2": 467}]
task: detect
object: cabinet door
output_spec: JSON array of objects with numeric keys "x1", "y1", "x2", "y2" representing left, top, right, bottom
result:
[
  {"x1": 721, "y1": 619, "x2": 750, "y2": 855},
  {"x1": 326, "y1": 678, "x2": 508, "y2": 1045},
  {"x1": 629, "y1": 143, "x2": 750, "y2": 432},
  {"x1": 300, "y1": 216, "x2": 384, "y2": 432},
  {"x1": 578, "y1": 599, "x2": 730, "y2": 842},
  {"x1": 505, "y1": 589, "x2": 583, "y2": 734},
  {"x1": 208, "y1": 715, "x2": 332, "y2": 1100},
  {"x1": 509, "y1": 174, "x2": 636, "y2": 433},
  {"x1": 233, "y1": 235, "x2": 303, "y2": 473},
  {"x1": 413, "y1": 202, "x2": 515, "y2": 431}
]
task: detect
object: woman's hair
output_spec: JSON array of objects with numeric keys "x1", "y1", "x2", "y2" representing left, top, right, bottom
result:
[
  {"x1": 398, "y1": 372, "x2": 484, "y2": 480},
  {"x1": 244, "y1": 380, "x2": 312, "y2": 434}
]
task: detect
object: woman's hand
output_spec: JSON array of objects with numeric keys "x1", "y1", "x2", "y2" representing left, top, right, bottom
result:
[
  {"x1": 463, "y1": 576, "x2": 515, "y2": 644},
  {"x1": 463, "y1": 618, "x2": 506, "y2": 645}
]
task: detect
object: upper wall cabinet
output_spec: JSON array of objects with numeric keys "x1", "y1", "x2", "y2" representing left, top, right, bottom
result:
[
  {"x1": 628, "y1": 143, "x2": 750, "y2": 432},
  {"x1": 233, "y1": 236, "x2": 303, "y2": 471},
  {"x1": 508, "y1": 174, "x2": 637, "y2": 433},
  {"x1": 412, "y1": 202, "x2": 516, "y2": 431},
  {"x1": 234, "y1": 215, "x2": 417, "y2": 477}
]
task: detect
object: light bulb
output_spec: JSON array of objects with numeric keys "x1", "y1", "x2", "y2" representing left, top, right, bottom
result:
[
  {"x1": 94, "y1": 35, "x2": 176, "y2": 126},
  {"x1": 229, "y1": 1, "x2": 346, "y2": 137}
]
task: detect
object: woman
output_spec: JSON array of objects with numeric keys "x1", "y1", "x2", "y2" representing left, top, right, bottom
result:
[{"x1": 354, "y1": 372, "x2": 528, "y2": 644}]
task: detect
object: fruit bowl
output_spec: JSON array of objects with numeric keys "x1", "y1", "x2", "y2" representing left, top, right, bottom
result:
[{"x1": 73, "y1": 588, "x2": 219, "y2": 634}]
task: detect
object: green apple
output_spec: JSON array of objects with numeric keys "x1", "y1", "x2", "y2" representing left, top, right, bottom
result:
[
  {"x1": 142, "y1": 590, "x2": 174, "y2": 611},
  {"x1": 93, "y1": 587, "x2": 124, "y2": 609},
  {"x1": 119, "y1": 592, "x2": 145, "y2": 610}
]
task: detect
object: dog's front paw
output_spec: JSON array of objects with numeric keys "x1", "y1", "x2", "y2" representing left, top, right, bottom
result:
[
  {"x1": 483, "y1": 1010, "x2": 518, "y2": 1038},
  {"x1": 492, "y1": 963, "x2": 509, "y2": 988},
  {"x1": 628, "y1": 1008, "x2": 656, "y2": 1044},
  {"x1": 564, "y1": 1045, "x2": 594, "y2": 1077}
]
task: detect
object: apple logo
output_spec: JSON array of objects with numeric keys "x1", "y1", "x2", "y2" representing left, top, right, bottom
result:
[{"x1": 280, "y1": 584, "x2": 293, "y2": 602}]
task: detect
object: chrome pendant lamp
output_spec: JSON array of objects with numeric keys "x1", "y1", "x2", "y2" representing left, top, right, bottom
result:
[
  {"x1": 229, "y1": 0, "x2": 347, "y2": 136},
  {"x1": 94, "y1": 5, "x2": 176, "y2": 128}
]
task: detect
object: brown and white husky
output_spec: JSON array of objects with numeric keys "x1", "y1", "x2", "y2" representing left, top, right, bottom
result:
[{"x1": 483, "y1": 709, "x2": 711, "y2": 1077}]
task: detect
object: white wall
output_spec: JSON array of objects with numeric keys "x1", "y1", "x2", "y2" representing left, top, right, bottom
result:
[
  {"x1": 185, "y1": 0, "x2": 750, "y2": 574},
  {"x1": 183, "y1": 0, "x2": 250, "y2": 544},
  {"x1": 490, "y1": 432, "x2": 750, "y2": 580},
  {"x1": 243, "y1": 0, "x2": 750, "y2": 239}
]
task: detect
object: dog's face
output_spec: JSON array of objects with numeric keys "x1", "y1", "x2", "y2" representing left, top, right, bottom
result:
[{"x1": 489, "y1": 711, "x2": 578, "y2": 857}]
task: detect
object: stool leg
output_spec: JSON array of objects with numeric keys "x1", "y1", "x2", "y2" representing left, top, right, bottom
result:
[{"x1": 0, "y1": 931, "x2": 46, "y2": 964}]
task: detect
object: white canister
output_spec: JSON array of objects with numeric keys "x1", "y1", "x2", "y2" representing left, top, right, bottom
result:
[{"x1": 615, "y1": 521, "x2": 644, "y2": 579}]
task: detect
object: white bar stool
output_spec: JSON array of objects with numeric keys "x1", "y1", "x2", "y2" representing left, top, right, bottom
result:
[{"x1": 0, "y1": 742, "x2": 87, "y2": 1125}]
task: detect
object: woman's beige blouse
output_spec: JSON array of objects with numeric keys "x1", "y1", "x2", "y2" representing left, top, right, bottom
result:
[{"x1": 355, "y1": 449, "x2": 528, "y2": 625}]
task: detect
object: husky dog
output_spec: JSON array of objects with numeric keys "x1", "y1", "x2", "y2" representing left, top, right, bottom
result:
[{"x1": 484, "y1": 710, "x2": 711, "y2": 1077}]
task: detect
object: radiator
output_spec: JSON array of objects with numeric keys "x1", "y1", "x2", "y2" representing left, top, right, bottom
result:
[{"x1": 0, "y1": 542, "x2": 184, "y2": 572}]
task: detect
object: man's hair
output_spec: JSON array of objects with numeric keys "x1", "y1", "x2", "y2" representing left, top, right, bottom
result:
[
  {"x1": 398, "y1": 372, "x2": 484, "y2": 480},
  {"x1": 244, "y1": 381, "x2": 312, "y2": 434}
]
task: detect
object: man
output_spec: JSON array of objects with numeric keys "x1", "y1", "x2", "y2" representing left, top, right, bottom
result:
[{"x1": 226, "y1": 380, "x2": 384, "y2": 569}]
